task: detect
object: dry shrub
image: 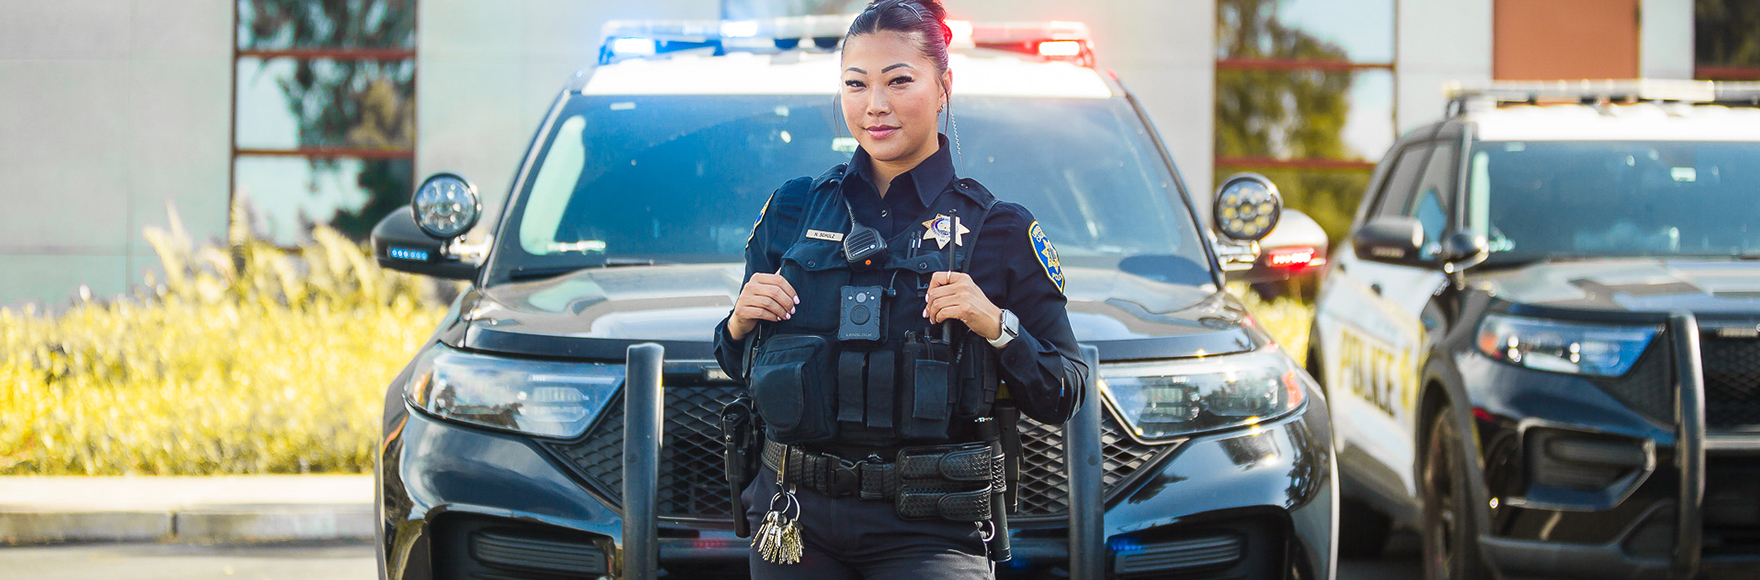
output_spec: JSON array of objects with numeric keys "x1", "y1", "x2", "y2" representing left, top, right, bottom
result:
[
  {"x1": 1228, "y1": 283, "x2": 1315, "y2": 361},
  {"x1": 0, "y1": 204, "x2": 446, "y2": 475}
]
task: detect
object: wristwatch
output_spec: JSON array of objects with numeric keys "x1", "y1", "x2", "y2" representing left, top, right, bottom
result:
[{"x1": 988, "y1": 309, "x2": 1020, "y2": 349}]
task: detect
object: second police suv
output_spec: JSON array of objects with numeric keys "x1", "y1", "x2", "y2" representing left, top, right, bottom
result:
[
  {"x1": 368, "y1": 13, "x2": 1337, "y2": 580},
  {"x1": 1311, "y1": 80, "x2": 1760, "y2": 580}
]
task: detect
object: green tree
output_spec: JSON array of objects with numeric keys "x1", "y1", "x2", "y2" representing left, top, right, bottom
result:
[
  {"x1": 241, "y1": 0, "x2": 416, "y2": 242},
  {"x1": 1696, "y1": 0, "x2": 1760, "y2": 70},
  {"x1": 1215, "y1": 0, "x2": 1370, "y2": 244}
]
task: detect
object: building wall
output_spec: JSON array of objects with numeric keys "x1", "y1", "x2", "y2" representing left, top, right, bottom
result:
[
  {"x1": 1494, "y1": 0, "x2": 1639, "y2": 80},
  {"x1": 1396, "y1": 0, "x2": 1494, "y2": 133},
  {"x1": 0, "y1": 0, "x2": 233, "y2": 309},
  {"x1": 416, "y1": 0, "x2": 722, "y2": 229}
]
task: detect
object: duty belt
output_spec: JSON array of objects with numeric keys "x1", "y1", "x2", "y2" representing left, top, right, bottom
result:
[
  {"x1": 762, "y1": 440, "x2": 1000, "y2": 522},
  {"x1": 763, "y1": 440, "x2": 899, "y2": 500}
]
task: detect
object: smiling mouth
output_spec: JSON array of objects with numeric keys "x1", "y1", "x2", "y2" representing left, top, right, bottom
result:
[{"x1": 865, "y1": 126, "x2": 899, "y2": 139}]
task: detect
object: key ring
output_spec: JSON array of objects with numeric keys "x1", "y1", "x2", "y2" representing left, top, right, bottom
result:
[
  {"x1": 767, "y1": 491, "x2": 801, "y2": 520},
  {"x1": 977, "y1": 520, "x2": 997, "y2": 542}
]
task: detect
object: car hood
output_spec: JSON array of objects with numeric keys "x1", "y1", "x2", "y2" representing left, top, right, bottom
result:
[
  {"x1": 449, "y1": 264, "x2": 1266, "y2": 361},
  {"x1": 1473, "y1": 257, "x2": 1760, "y2": 314}
]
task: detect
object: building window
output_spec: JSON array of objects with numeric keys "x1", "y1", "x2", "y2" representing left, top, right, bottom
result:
[
  {"x1": 1214, "y1": 0, "x2": 1396, "y2": 242},
  {"x1": 233, "y1": 0, "x2": 417, "y2": 245},
  {"x1": 1695, "y1": 0, "x2": 1760, "y2": 81}
]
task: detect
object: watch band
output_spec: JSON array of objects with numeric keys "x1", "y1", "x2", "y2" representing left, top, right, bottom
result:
[{"x1": 988, "y1": 309, "x2": 1019, "y2": 349}]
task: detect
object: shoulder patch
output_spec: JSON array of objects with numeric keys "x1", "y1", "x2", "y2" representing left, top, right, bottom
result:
[
  {"x1": 745, "y1": 193, "x2": 773, "y2": 248},
  {"x1": 1028, "y1": 221, "x2": 1065, "y2": 293}
]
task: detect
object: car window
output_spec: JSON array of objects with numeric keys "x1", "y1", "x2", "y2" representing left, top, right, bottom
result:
[
  {"x1": 1466, "y1": 140, "x2": 1760, "y2": 264},
  {"x1": 1409, "y1": 142, "x2": 1457, "y2": 255},
  {"x1": 491, "y1": 94, "x2": 1210, "y2": 286},
  {"x1": 1370, "y1": 143, "x2": 1431, "y2": 218}
]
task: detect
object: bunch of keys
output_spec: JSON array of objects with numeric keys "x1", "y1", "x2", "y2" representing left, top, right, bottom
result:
[{"x1": 755, "y1": 454, "x2": 803, "y2": 564}]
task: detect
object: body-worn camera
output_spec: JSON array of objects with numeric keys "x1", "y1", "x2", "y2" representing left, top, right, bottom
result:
[{"x1": 838, "y1": 285, "x2": 886, "y2": 341}]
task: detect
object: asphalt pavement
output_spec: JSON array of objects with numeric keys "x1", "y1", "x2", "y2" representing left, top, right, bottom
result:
[{"x1": 0, "y1": 538, "x2": 1423, "y2": 580}]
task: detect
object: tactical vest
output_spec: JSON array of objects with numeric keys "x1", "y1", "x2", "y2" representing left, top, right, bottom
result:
[{"x1": 747, "y1": 164, "x2": 1002, "y2": 447}]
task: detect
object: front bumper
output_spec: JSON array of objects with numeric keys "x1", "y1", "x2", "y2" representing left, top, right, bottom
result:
[
  {"x1": 378, "y1": 394, "x2": 1335, "y2": 579},
  {"x1": 1461, "y1": 314, "x2": 1760, "y2": 580}
]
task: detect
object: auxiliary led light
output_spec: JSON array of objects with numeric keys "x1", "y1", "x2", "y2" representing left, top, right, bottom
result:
[
  {"x1": 1038, "y1": 40, "x2": 1084, "y2": 57},
  {"x1": 610, "y1": 37, "x2": 657, "y2": 56}
]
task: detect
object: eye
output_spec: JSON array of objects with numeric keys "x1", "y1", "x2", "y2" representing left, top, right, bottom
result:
[
  {"x1": 889, "y1": 76, "x2": 913, "y2": 86},
  {"x1": 844, "y1": 79, "x2": 865, "y2": 89}
]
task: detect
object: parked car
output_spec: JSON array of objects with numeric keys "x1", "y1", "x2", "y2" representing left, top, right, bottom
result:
[
  {"x1": 370, "y1": 15, "x2": 1336, "y2": 580},
  {"x1": 1247, "y1": 207, "x2": 1329, "y2": 301},
  {"x1": 1308, "y1": 80, "x2": 1760, "y2": 580}
]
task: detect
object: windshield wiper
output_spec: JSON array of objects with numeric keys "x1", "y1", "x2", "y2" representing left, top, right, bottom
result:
[{"x1": 507, "y1": 258, "x2": 673, "y2": 281}]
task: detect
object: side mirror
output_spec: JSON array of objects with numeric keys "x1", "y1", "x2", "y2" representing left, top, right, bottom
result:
[
  {"x1": 1352, "y1": 216, "x2": 1428, "y2": 267},
  {"x1": 1213, "y1": 173, "x2": 1283, "y2": 242},
  {"x1": 1441, "y1": 230, "x2": 1489, "y2": 274},
  {"x1": 370, "y1": 173, "x2": 484, "y2": 280}
]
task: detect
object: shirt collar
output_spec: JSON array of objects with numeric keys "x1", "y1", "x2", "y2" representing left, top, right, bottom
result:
[{"x1": 845, "y1": 133, "x2": 959, "y2": 208}]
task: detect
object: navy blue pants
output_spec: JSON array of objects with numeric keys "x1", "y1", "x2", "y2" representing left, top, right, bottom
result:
[{"x1": 743, "y1": 464, "x2": 994, "y2": 579}]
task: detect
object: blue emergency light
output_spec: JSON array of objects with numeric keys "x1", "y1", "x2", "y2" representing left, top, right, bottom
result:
[{"x1": 597, "y1": 15, "x2": 1096, "y2": 66}]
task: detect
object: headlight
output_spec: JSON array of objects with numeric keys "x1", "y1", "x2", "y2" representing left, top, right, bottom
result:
[
  {"x1": 1101, "y1": 347, "x2": 1309, "y2": 441},
  {"x1": 405, "y1": 343, "x2": 623, "y2": 438},
  {"x1": 1476, "y1": 314, "x2": 1658, "y2": 377}
]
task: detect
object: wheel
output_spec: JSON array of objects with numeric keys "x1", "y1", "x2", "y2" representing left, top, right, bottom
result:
[
  {"x1": 1421, "y1": 406, "x2": 1488, "y2": 580},
  {"x1": 1338, "y1": 497, "x2": 1391, "y2": 558}
]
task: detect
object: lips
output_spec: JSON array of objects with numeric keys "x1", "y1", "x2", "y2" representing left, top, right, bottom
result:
[{"x1": 865, "y1": 125, "x2": 899, "y2": 139}]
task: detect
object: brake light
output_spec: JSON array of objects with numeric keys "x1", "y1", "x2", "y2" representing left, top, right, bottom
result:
[{"x1": 1267, "y1": 247, "x2": 1325, "y2": 269}]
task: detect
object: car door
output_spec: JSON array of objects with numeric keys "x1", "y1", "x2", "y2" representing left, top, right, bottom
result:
[{"x1": 1317, "y1": 137, "x2": 1456, "y2": 501}]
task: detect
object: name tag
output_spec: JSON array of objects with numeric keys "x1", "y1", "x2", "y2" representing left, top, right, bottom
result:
[{"x1": 805, "y1": 229, "x2": 845, "y2": 242}]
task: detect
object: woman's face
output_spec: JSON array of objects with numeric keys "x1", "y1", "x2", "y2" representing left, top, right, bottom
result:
[{"x1": 840, "y1": 31, "x2": 950, "y2": 166}]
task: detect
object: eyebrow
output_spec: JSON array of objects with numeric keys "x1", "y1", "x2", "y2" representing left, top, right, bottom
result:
[{"x1": 843, "y1": 63, "x2": 917, "y2": 74}]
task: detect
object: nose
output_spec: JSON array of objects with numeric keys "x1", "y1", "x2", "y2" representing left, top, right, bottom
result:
[{"x1": 865, "y1": 87, "x2": 890, "y2": 117}]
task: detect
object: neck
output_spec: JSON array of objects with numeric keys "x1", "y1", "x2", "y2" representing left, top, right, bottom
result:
[{"x1": 869, "y1": 138, "x2": 940, "y2": 198}]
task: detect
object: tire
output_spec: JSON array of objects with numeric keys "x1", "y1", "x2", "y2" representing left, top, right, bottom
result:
[
  {"x1": 1338, "y1": 497, "x2": 1391, "y2": 558},
  {"x1": 1421, "y1": 406, "x2": 1488, "y2": 580}
]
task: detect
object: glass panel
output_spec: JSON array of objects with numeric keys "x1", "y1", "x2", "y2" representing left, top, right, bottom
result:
[
  {"x1": 1466, "y1": 141, "x2": 1760, "y2": 265},
  {"x1": 237, "y1": 0, "x2": 416, "y2": 50},
  {"x1": 1217, "y1": 0, "x2": 1395, "y2": 64},
  {"x1": 497, "y1": 95, "x2": 1210, "y2": 285},
  {"x1": 722, "y1": 0, "x2": 867, "y2": 19},
  {"x1": 1695, "y1": 0, "x2": 1760, "y2": 72},
  {"x1": 233, "y1": 156, "x2": 412, "y2": 245},
  {"x1": 235, "y1": 57, "x2": 415, "y2": 150},
  {"x1": 1214, "y1": 166, "x2": 1371, "y2": 244},
  {"x1": 1216, "y1": 68, "x2": 1395, "y2": 161}
]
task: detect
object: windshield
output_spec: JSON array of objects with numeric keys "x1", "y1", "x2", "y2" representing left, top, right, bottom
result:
[
  {"x1": 489, "y1": 94, "x2": 1209, "y2": 286},
  {"x1": 1467, "y1": 140, "x2": 1760, "y2": 265}
]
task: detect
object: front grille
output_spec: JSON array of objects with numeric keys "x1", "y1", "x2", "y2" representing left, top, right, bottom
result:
[
  {"x1": 1590, "y1": 344, "x2": 1672, "y2": 424},
  {"x1": 1702, "y1": 337, "x2": 1760, "y2": 429},
  {"x1": 542, "y1": 384, "x2": 1170, "y2": 520}
]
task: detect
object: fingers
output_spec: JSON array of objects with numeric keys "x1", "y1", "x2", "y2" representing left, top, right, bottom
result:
[
  {"x1": 927, "y1": 271, "x2": 971, "y2": 288},
  {"x1": 750, "y1": 272, "x2": 799, "y2": 304}
]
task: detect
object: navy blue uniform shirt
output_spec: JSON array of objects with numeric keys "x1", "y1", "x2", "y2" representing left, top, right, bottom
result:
[{"x1": 716, "y1": 135, "x2": 1087, "y2": 440}]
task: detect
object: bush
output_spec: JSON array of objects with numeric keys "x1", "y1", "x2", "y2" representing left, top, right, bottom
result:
[
  {"x1": 1229, "y1": 283, "x2": 1315, "y2": 360},
  {"x1": 0, "y1": 205, "x2": 446, "y2": 475}
]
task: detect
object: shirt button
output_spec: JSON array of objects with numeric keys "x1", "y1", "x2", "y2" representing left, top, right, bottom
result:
[{"x1": 880, "y1": 209, "x2": 889, "y2": 218}]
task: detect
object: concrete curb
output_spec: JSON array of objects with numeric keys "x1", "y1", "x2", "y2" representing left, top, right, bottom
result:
[{"x1": 0, "y1": 475, "x2": 374, "y2": 545}]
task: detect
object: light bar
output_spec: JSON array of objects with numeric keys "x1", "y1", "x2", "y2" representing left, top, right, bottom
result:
[
  {"x1": 1444, "y1": 79, "x2": 1760, "y2": 116},
  {"x1": 598, "y1": 15, "x2": 1097, "y2": 65}
]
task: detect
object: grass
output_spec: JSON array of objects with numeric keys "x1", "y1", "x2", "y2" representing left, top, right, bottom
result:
[
  {"x1": 0, "y1": 205, "x2": 446, "y2": 475},
  {"x1": 0, "y1": 204, "x2": 1319, "y2": 475}
]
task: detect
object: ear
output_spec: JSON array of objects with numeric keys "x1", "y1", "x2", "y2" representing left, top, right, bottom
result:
[{"x1": 940, "y1": 68, "x2": 953, "y2": 105}]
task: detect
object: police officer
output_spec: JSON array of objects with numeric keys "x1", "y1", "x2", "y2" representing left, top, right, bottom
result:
[{"x1": 714, "y1": 1, "x2": 1087, "y2": 578}]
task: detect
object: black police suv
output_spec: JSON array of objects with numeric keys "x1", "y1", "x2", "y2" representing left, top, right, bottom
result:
[
  {"x1": 369, "y1": 17, "x2": 1335, "y2": 580},
  {"x1": 1309, "y1": 81, "x2": 1760, "y2": 580}
]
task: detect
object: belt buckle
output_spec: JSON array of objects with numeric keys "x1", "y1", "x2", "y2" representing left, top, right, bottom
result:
[{"x1": 828, "y1": 458, "x2": 860, "y2": 497}]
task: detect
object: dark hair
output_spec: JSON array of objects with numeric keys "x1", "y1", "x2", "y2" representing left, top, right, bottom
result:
[{"x1": 845, "y1": 0, "x2": 953, "y2": 74}]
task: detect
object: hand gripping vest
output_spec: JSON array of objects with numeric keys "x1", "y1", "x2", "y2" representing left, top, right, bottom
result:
[{"x1": 747, "y1": 164, "x2": 1002, "y2": 447}]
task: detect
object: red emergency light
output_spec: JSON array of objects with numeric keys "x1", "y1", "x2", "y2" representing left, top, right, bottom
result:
[{"x1": 1266, "y1": 247, "x2": 1325, "y2": 269}]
